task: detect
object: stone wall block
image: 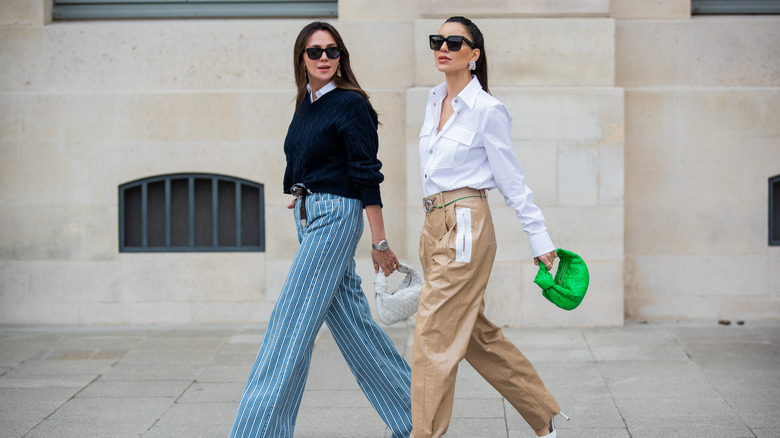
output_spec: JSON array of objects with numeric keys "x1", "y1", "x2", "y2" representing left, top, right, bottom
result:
[
  {"x1": 335, "y1": 21, "x2": 415, "y2": 90},
  {"x1": 625, "y1": 89, "x2": 779, "y2": 257},
  {"x1": 0, "y1": 262, "x2": 32, "y2": 303},
  {"x1": 419, "y1": 0, "x2": 610, "y2": 18},
  {"x1": 0, "y1": 0, "x2": 49, "y2": 27},
  {"x1": 617, "y1": 18, "x2": 780, "y2": 88},
  {"x1": 742, "y1": 136, "x2": 780, "y2": 199},
  {"x1": 415, "y1": 19, "x2": 615, "y2": 87},
  {"x1": 514, "y1": 141, "x2": 559, "y2": 206},
  {"x1": 598, "y1": 142, "x2": 624, "y2": 206},
  {"x1": 610, "y1": 0, "x2": 690, "y2": 19},
  {"x1": 0, "y1": 260, "x2": 118, "y2": 306},
  {"x1": 0, "y1": 17, "x2": 412, "y2": 92},
  {"x1": 0, "y1": 302, "x2": 96, "y2": 325},
  {"x1": 495, "y1": 88, "x2": 624, "y2": 142},
  {"x1": 558, "y1": 142, "x2": 599, "y2": 206},
  {"x1": 626, "y1": 254, "x2": 769, "y2": 302},
  {"x1": 0, "y1": 91, "x2": 297, "y2": 144},
  {"x1": 0, "y1": 28, "x2": 47, "y2": 90},
  {"x1": 626, "y1": 199, "x2": 766, "y2": 255},
  {"x1": 118, "y1": 253, "x2": 264, "y2": 303},
  {"x1": 721, "y1": 296, "x2": 780, "y2": 321},
  {"x1": 771, "y1": 249, "x2": 780, "y2": 296},
  {"x1": 0, "y1": 205, "x2": 117, "y2": 261},
  {"x1": 339, "y1": 0, "x2": 418, "y2": 20},
  {"x1": 542, "y1": 206, "x2": 624, "y2": 261},
  {"x1": 1, "y1": 21, "x2": 307, "y2": 92},
  {"x1": 625, "y1": 294, "x2": 721, "y2": 321}
]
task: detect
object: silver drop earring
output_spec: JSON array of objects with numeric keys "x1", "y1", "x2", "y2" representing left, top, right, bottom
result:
[{"x1": 468, "y1": 60, "x2": 476, "y2": 71}]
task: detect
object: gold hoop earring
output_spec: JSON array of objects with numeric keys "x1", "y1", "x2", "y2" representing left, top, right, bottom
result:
[{"x1": 336, "y1": 65, "x2": 342, "y2": 77}]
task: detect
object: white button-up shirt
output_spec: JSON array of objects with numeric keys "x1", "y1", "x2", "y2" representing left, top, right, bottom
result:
[{"x1": 419, "y1": 76, "x2": 555, "y2": 257}]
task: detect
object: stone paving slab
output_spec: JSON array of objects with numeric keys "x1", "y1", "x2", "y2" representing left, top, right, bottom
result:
[
  {"x1": 75, "y1": 379, "x2": 193, "y2": 398},
  {"x1": 144, "y1": 402, "x2": 237, "y2": 437},
  {"x1": 0, "y1": 321, "x2": 778, "y2": 437}
]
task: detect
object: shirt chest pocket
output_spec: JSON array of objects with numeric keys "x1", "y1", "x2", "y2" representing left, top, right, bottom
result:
[{"x1": 430, "y1": 124, "x2": 477, "y2": 169}]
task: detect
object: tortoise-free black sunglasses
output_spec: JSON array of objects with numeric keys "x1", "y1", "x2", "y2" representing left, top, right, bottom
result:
[
  {"x1": 429, "y1": 34, "x2": 474, "y2": 51},
  {"x1": 305, "y1": 47, "x2": 342, "y2": 60}
]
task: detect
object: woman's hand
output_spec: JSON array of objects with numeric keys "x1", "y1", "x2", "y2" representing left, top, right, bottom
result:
[
  {"x1": 373, "y1": 247, "x2": 400, "y2": 276},
  {"x1": 364, "y1": 205, "x2": 399, "y2": 276},
  {"x1": 287, "y1": 199, "x2": 296, "y2": 209},
  {"x1": 534, "y1": 250, "x2": 557, "y2": 271}
]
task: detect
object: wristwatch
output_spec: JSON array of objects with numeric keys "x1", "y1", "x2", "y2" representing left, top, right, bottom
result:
[{"x1": 371, "y1": 240, "x2": 389, "y2": 251}]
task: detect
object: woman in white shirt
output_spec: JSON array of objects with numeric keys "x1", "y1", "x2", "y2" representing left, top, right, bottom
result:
[{"x1": 411, "y1": 16, "x2": 566, "y2": 438}]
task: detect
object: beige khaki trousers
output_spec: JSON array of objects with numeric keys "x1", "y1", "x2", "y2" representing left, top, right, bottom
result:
[{"x1": 411, "y1": 188, "x2": 560, "y2": 438}]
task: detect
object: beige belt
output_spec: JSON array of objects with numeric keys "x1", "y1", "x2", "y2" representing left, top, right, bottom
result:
[{"x1": 422, "y1": 187, "x2": 488, "y2": 214}]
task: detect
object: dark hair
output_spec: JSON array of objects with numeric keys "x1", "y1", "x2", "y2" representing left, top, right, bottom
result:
[
  {"x1": 293, "y1": 22, "x2": 370, "y2": 109},
  {"x1": 444, "y1": 16, "x2": 489, "y2": 94}
]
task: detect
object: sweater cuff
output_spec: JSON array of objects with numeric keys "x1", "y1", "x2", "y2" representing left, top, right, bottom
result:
[
  {"x1": 528, "y1": 231, "x2": 555, "y2": 258},
  {"x1": 359, "y1": 185, "x2": 383, "y2": 208}
]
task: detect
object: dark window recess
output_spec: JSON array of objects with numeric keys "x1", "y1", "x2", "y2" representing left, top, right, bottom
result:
[
  {"x1": 693, "y1": 0, "x2": 780, "y2": 14},
  {"x1": 771, "y1": 175, "x2": 780, "y2": 246},
  {"x1": 119, "y1": 173, "x2": 265, "y2": 252},
  {"x1": 53, "y1": 0, "x2": 338, "y2": 20}
]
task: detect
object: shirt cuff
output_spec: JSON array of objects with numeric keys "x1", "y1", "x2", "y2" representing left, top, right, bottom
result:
[{"x1": 528, "y1": 231, "x2": 556, "y2": 258}]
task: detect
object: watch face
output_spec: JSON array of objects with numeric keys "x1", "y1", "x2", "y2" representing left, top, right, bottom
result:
[{"x1": 374, "y1": 240, "x2": 388, "y2": 251}]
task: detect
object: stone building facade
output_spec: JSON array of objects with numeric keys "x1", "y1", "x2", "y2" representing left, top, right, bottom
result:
[{"x1": 1, "y1": 0, "x2": 778, "y2": 326}]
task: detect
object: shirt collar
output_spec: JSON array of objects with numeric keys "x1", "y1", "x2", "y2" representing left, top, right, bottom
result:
[
  {"x1": 429, "y1": 75, "x2": 482, "y2": 110},
  {"x1": 307, "y1": 81, "x2": 337, "y2": 103}
]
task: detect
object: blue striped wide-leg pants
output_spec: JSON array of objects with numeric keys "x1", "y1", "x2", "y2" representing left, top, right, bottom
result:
[{"x1": 230, "y1": 193, "x2": 413, "y2": 438}]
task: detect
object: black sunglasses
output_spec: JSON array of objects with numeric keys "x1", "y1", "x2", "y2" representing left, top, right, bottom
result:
[
  {"x1": 305, "y1": 46, "x2": 342, "y2": 60},
  {"x1": 429, "y1": 34, "x2": 474, "y2": 51}
]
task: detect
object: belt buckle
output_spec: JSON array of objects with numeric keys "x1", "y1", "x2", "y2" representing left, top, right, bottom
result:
[
  {"x1": 423, "y1": 197, "x2": 434, "y2": 214},
  {"x1": 291, "y1": 184, "x2": 307, "y2": 198}
]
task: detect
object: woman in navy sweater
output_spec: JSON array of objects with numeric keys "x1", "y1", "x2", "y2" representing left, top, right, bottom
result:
[{"x1": 229, "y1": 22, "x2": 413, "y2": 438}]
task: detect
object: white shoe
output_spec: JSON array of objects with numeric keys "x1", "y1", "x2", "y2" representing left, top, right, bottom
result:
[{"x1": 538, "y1": 412, "x2": 570, "y2": 438}]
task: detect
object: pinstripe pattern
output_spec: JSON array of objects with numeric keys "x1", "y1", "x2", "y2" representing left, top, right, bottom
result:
[{"x1": 230, "y1": 193, "x2": 412, "y2": 438}]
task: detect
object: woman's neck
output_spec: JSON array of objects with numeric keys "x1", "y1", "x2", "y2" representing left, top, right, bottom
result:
[{"x1": 444, "y1": 71, "x2": 472, "y2": 101}]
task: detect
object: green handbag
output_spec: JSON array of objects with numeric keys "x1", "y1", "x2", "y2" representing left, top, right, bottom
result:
[{"x1": 533, "y1": 248, "x2": 589, "y2": 311}]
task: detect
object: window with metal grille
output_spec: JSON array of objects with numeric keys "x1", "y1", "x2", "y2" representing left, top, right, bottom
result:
[
  {"x1": 771, "y1": 175, "x2": 780, "y2": 246},
  {"x1": 119, "y1": 173, "x2": 264, "y2": 252},
  {"x1": 53, "y1": 0, "x2": 337, "y2": 20},
  {"x1": 693, "y1": 0, "x2": 780, "y2": 14}
]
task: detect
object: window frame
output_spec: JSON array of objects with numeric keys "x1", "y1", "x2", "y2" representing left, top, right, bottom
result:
[
  {"x1": 692, "y1": 0, "x2": 780, "y2": 14},
  {"x1": 119, "y1": 173, "x2": 265, "y2": 253},
  {"x1": 53, "y1": 0, "x2": 338, "y2": 20}
]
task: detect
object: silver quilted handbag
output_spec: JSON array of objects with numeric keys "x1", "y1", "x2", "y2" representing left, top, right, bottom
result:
[{"x1": 373, "y1": 262, "x2": 422, "y2": 325}]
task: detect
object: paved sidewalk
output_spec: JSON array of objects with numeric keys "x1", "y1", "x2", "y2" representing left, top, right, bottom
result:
[{"x1": 1, "y1": 320, "x2": 779, "y2": 438}]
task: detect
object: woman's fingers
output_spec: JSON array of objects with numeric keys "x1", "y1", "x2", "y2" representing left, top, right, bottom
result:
[
  {"x1": 373, "y1": 250, "x2": 399, "y2": 276},
  {"x1": 537, "y1": 251, "x2": 556, "y2": 270}
]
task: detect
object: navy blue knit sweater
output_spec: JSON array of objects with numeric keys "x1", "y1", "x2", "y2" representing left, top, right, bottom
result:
[{"x1": 282, "y1": 88, "x2": 384, "y2": 207}]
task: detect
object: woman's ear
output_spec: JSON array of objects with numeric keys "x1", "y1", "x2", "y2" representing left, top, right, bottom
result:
[{"x1": 471, "y1": 48, "x2": 481, "y2": 64}]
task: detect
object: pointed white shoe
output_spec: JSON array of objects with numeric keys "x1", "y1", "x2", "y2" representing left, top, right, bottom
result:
[{"x1": 538, "y1": 412, "x2": 570, "y2": 438}]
